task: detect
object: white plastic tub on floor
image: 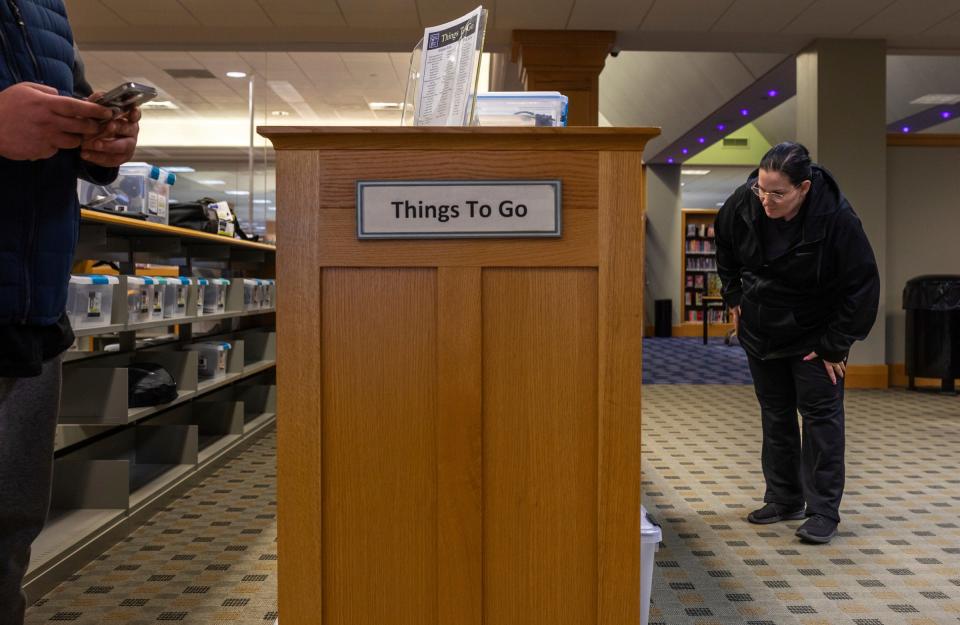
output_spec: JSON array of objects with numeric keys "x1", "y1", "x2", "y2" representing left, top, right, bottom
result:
[{"x1": 641, "y1": 505, "x2": 662, "y2": 625}]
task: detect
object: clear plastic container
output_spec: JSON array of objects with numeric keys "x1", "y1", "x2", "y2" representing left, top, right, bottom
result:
[
  {"x1": 118, "y1": 163, "x2": 176, "y2": 224},
  {"x1": 67, "y1": 275, "x2": 119, "y2": 329},
  {"x1": 159, "y1": 277, "x2": 191, "y2": 319},
  {"x1": 126, "y1": 276, "x2": 155, "y2": 324},
  {"x1": 194, "y1": 278, "x2": 209, "y2": 317},
  {"x1": 243, "y1": 278, "x2": 264, "y2": 311},
  {"x1": 475, "y1": 91, "x2": 568, "y2": 127},
  {"x1": 262, "y1": 279, "x2": 276, "y2": 310},
  {"x1": 147, "y1": 277, "x2": 165, "y2": 321},
  {"x1": 202, "y1": 278, "x2": 231, "y2": 314},
  {"x1": 641, "y1": 506, "x2": 662, "y2": 625},
  {"x1": 187, "y1": 341, "x2": 231, "y2": 378}
]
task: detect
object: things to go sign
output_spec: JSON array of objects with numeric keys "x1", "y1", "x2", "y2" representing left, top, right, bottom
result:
[{"x1": 356, "y1": 180, "x2": 561, "y2": 239}]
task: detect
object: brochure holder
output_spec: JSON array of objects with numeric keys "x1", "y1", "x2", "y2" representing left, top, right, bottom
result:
[{"x1": 401, "y1": 7, "x2": 488, "y2": 127}]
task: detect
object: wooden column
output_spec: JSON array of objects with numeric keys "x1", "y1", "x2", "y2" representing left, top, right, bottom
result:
[{"x1": 511, "y1": 30, "x2": 616, "y2": 126}]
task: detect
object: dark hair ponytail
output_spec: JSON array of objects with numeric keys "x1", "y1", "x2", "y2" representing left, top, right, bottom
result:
[{"x1": 759, "y1": 142, "x2": 812, "y2": 185}]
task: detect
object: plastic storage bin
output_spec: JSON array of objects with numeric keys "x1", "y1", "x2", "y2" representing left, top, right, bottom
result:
[
  {"x1": 159, "y1": 277, "x2": 191, "y2": 319},
  {"x1": 475, "y1": 91, "x2": 568, "y2": 127},
  {"x1": 641, "y1": 506, "x2": 662, "y2": 625},
  {"x1": 147, "y1": 277, "x2": 165, "y2": 321},
  {"x1": 262, "y1": 279, "x2": 276, "y2": 310},
  {"x1": 202, "y1": 278, "x2": 230, "y2": 314},
  {"x1": 126, "y1": 276, "x2": 156, "y2": 324},
  {"x1": 77, "y1": 163, "x2": 176, "y2": 224},
  {"x1": 187, "y1": 341, "x2": 231, "y2": 379},
  {"x1": 243, "y1": 279, "x2": 264, "y2": 311},
  {"x1": 67, "y1": 275, "x2": 119, "y2": 329},
  {"x1": 194, "y1": 278, "x2": 209, "y2": 317}
]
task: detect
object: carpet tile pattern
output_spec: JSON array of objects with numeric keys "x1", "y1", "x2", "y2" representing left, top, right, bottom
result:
[
  {"x1": 26, "y1": 433, "x2": 278, "y2": 625},
  {"x1": 643, "y1": 337, "x2": 753, "y2": 385},
  {"x1": 644, "y1": 385, "x2": 960, "y2": 625}
]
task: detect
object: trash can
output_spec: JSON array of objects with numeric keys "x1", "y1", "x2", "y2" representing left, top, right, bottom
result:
[
  {"x1": 654, "y1": 299, "x2": 672, "y2": 337},
  {"x1": 641, "y1": 506, "x2": 662, "y2": 625},
  {"x1": 903, "y1": 275, "x2": 960, "y2": 393}
]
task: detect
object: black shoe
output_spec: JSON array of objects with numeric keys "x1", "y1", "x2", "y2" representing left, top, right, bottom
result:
[
  {"x1": 747, "y1": 502, "x2": 806, "y2": 525},
  {"x1": 795, "y1": 514, "x2": 839, "y2": 544}
]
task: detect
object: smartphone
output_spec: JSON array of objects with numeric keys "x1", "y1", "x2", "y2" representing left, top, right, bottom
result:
[{"x1": 93, "y1": 82, "x2": 157, "y2": 111}]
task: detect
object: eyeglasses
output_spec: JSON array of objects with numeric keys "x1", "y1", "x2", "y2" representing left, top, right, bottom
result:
[{"x1": 751, "y1": 183, "x2": 797, "y2": 202}]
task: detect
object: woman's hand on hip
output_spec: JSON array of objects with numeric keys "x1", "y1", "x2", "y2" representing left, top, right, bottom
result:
[{"x1": 803, "y1": 351, "x2": 845, "y2": 385}]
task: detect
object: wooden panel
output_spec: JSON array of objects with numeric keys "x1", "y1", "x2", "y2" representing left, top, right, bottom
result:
[
  {"x1": 844, "y1": 364, "x2": 889, "y2": 389},
  {"x1": 259, "y1": 126, "x2": 660, "y2": 152},
  {"x1": 437, "y1": 268, "x2": 482, "y2": 625},
  {"x1": 275, "y1": 151, "x2": 323, "y2": 623},
  {"x1": 321, "y1": 269, "x2": 438, "y2": 625},
  {"x1": 483, "y1": 268, "x2": 599, "y2": 625},
  {"x1": 597, "y1": 151, "x2": 643, "y2": 624},
  {"x1": 312, "y1": 208, "x2": 598, "y2": 267},
  {"x1": 889, "y1": 362, "x2": 959, "y2": 389},
  {"x1": 315, "y1": 151, "x2": 598, "y2": 210},
  {"x1": 887, "y1": 133, "x2": 960, "y2": 147}
]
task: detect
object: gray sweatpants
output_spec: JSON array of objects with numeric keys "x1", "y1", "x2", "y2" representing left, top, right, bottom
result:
[{"x1": 0, "y1": 357, "x2": 61, "y2": 625}]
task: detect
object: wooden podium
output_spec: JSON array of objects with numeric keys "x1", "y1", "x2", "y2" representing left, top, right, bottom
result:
[{"x1": 259, "y1": 126, "x2": 659, "y2": 625}]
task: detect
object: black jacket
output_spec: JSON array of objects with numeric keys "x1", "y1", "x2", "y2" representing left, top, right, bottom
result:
[{"x1": 715, "y1": 165, "x2": 880, "y2": 362}]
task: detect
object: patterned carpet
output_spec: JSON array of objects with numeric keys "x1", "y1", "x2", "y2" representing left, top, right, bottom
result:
[
  {"x1": 644, "y1": 385, "x2": 960, "y2": 625},
  {"x1": 24, "y1": 385, "x2": 960, "y2": 624},
  {"x1": 26, "y1": 433, "x2": 278, "y2": 624},
  {"x1": 643, "y1": 337, "x2": 753, "y2": 385}
]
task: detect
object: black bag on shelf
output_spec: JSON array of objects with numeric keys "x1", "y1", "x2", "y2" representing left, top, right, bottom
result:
[
  {"x1": 127, "y1": 362, "x2": 179, "y2": 407},
  {"x1": 168, "y1": 198, "x2": 221, "y2": 234}
]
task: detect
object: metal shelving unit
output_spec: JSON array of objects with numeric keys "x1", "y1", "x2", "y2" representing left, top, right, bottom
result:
[{"x1": 24, "y1": 211, "x2": 278, "y2": 603}]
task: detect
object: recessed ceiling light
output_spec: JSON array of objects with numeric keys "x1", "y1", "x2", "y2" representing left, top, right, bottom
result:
[
  {"x1": 270, "y1": 110, "x2": 289, "y2": 117},
  {"x1": 226, "y1": 190, "x2": 250, "y2": 196},
  {"x1": 141, "y1": 100, "x2": 178, "y2": 110},
  {"x1": 681, "y1": 169, "x2": 711, "y2": 176},
  {"x1": 368, "y1": 102, "x2": 404, "y2": 111},
  {"x1": 164, "y1": 166, "x2": 195, "y2": 173},
  {"x1": 226, "y1": 71, "x2": 247, "y2": 78},
  {"x1": 267, "y1": 206, "x2": 276, "y2": 212},
  {"x1": 197, "y1": 179, "x2": 225, "y2": 185},
  {"x1": 910, "y1": 94, "x2": 960, "y2": 105},
  {"x1": 253, "y1": 199, "x2": 269, "y2": 204}
]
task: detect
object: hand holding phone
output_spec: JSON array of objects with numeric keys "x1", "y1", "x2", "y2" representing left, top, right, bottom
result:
[{"x1": 92, "y1": 82, "x2": 157, "y2": 115}]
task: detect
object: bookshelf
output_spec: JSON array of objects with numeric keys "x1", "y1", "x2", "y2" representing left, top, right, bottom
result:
[{"x1": 679, "y1": 209, "x2": 733, "y2": 337}]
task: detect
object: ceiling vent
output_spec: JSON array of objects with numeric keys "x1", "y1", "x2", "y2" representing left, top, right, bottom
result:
[
  {"x1": 164, "y1": 68, "x2": 217, "y2": 79},
  {"x1": 722, "y1": 137, "x2": 749, "y2": 148}
]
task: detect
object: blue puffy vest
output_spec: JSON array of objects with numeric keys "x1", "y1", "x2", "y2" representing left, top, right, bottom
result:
[{"x1": 0, "y1": 0, "x2": 84, "y2": 325}]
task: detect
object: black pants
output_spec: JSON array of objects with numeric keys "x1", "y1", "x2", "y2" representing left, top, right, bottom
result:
[{"x1": 746, "y1": 353, "x2": 845, "y2": 523}]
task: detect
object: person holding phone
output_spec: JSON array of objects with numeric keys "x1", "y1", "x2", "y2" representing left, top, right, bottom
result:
[
  {"x1": 0, "y1": 2, "x2": 141, "y2": 622},
  {"x1": 715, "y1": 142, "x2": 879, "y2": 544}
]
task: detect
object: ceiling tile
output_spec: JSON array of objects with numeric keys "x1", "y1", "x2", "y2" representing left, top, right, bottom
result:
[
  {"x1": 711, "y1": 0, "x2": 812, "y2": 33},
  {"x1": 180, "y1": 0, "x2": 274, "y2": 27},
  {"x1": 854, "y1": 0, "x2": 960, "y2": 36},
  {"x1": 256, "y1": 0, "x2": 346, "y2": 28},
  {"x1": 64, "y1": 0, "x2": 127, "y2": 27},
  {"x1": 339, "y1": 0, "x2": 420, "y2": 29},
  {"x1": 495, "y1": 0, "x2": 575, "y2": 29},
  {"x1": 417, "y1": 0, "x2": 486, "y2": 29},
  {"x1": 780, "y1": 0, "x2": 887, "y2": 35},
  {"x1": 567, "y1": 0, "x2": 653, "y2": 30},
  {"x1": 640, "y1": 0, "x2": 737, "y2": 32},
  {"x1": 100, "y1": 0, "x2": 200, "y2": 27}
]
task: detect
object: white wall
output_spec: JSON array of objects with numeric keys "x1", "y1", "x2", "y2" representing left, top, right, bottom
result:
[
  {"x1": 886, "y1": 146, "x2": 960, "y2": 363},
  {"x1": 644, "y1": 165, "x2": 682, "y2": 327}
]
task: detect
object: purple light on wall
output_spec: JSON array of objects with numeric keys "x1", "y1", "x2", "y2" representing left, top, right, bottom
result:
[
  {"x1": 667, "y1": 157, "x2": 674, "y2": 164},
  {"x1": 716, "y1": 123, "x2": 726, "y2": 131},
  {"x1": 740, "y1": 108, "x2": 749, "y2": 116},
  {"x1": 941, "y1": 111, "x2": 952, "y2": 120},
  {"x1": 767, "y1": 89, "x2": 778, "y2": 98},
  {"x1": 681, "y1": 148, "x2": 689, "y2": 155},
  {"x1": 901, "y1": 126, "x2": 910, "y2": 133},
  {"x1": 697, "y1": 137, "x2": 705, "y2": 144}
]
